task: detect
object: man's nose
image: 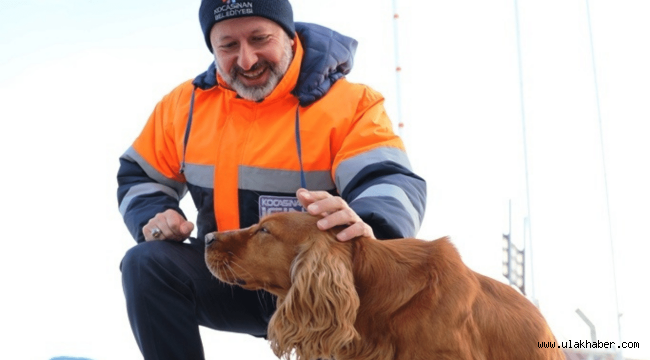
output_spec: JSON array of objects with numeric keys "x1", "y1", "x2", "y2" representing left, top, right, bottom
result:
[{"x1": 237, "y1": 43, "x2": 258, "y2": 71}]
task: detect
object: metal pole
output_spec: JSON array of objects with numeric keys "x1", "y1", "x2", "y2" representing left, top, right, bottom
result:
[
  {"x1": 391, "y1": 0, "x2": 405, "y2": 138},
  {"x1": 584, "y1": 2, "x2": 623, "y2": 359},
  {"x1": 513, "y1": 0, "x2": 536, "y2": 305},
  {"x1": 576, "y1": 309, "x2": 597, "y2": 360}
]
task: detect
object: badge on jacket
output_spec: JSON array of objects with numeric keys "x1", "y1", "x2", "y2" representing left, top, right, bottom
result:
[{"x1": 258, "y1": 195, "x2": 306, "y2": 218}]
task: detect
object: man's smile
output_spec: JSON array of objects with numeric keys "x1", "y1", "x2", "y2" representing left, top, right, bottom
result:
[{"x1": 238, "y1": 65, "x2": 269, "y2": 85}]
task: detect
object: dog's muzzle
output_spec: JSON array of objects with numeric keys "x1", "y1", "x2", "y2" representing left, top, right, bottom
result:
[{"x1": 205, "y1": 233, "x2": 216, "y2": 246}]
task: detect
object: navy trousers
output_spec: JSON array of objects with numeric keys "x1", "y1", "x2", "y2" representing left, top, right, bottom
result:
[{"x1": 121, "y1": 238, "x2": 277, "y2": 360}]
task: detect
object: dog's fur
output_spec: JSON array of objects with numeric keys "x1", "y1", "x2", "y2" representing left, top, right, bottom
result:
[{"x1": 205, "y1": 212, "x2": 564, "y2": 360}]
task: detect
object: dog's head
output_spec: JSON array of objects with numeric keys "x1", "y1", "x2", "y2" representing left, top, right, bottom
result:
[
  {"x1": 204, "y1": 212, "x2": 322, "y2": 296},
  {"x1": 205, "y1": 211, "x2": 360, "y2": 360}
]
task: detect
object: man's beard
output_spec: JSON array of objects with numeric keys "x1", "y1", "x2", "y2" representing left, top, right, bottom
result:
[{"x1": 217, "y1": 41, "x2": 293, "y2": 102}]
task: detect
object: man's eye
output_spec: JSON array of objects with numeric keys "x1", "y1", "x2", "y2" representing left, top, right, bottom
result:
[
  {"x1": 252, "y1": 35, "x2": 270, "y2": 43},
  {"x1": 220, "y1": 42, "x2": 237, "y2": 49}
]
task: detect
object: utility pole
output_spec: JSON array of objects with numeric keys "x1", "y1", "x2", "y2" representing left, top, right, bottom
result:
[{"x1": 391, "y1": 0, "x2": 405, "y2": 138}]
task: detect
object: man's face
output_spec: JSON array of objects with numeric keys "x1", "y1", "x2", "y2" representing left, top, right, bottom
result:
[{"x1": 210, "y1": 16, "x2": 294, "y2": 102}]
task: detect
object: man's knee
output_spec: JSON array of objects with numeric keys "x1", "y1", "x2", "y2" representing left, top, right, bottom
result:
[
  {"x1": 122, "y1": 240, "x2": 168, "y2": 270},
  {"x1": 121, "y1": 241, "x2": 187, "y2": 291}
]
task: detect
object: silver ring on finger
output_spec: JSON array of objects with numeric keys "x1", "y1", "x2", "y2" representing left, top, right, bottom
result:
[{"x1": 151, "y1": 227, "x2": 162, "y2": 238}]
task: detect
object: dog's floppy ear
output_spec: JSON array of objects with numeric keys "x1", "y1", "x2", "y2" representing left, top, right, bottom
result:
[{"x1": 268, "y1": 230, "x2": 360, "y2": 360}]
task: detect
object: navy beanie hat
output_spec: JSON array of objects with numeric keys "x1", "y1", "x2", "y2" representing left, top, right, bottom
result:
[{"x1": 199, "y1": 0, "x2": 295, "y2": 53}]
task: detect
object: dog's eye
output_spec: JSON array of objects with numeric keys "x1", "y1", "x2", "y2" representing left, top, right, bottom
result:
[{"x1": 257, "y1": 226, "x2": 270, "y2": 235}]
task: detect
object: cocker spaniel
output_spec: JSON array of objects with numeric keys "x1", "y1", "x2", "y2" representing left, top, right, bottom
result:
[{"x1": 205, "y1": 212, "x2": 564, "y2": 360}]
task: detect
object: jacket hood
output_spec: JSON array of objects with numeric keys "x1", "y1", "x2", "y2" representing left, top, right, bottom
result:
[{"x1": 192, "y1": 22, "x2": 358, "y2": 107}]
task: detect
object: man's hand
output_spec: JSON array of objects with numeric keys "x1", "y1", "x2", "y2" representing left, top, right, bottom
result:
[
  {"x1": 143, "y1": 209, "x2": 195, "y2": 242},
  {"x1": 296, "y1": 188, "x2": 375, "y2": 242}
]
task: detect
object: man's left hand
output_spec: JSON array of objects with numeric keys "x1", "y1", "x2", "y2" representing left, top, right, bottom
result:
[{"x1": 296, "y1": 188, "x2": 375, "y2": 242}]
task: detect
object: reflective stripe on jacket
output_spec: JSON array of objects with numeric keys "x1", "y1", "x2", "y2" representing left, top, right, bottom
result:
[{"x1": 117, "y1": 23, "x2": 426, "y2": 243}]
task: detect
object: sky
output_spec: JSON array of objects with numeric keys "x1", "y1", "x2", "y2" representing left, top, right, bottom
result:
[{"x1": 0, "y1": 0, "x2": 648, "y2": 359}]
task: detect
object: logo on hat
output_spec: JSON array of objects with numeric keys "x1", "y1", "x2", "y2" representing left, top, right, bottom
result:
[{"x1": 214, "y1": 1, "x2": 253, "y2": 21}]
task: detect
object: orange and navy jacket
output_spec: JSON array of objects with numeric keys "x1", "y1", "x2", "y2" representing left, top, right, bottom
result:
[{"x1": 117, "y1": 23, "x2": 426, "y2": 243}]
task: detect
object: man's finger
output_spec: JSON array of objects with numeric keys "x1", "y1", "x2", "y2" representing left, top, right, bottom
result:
[
  {"x1": 336, "y1": 223, "x2": 362, "y2": 242},
  {"x1": 296, "y1": 188, "x2": 311, "y2": 206},
  {"x1": 295, "y1": 190, "x2": 376, "y2": 242},
  {"x1": 316, "y1": 207, "x2": 358, "y2": 230},
  {"x1": 180, "y1": 221, "x2": 195, "y2": 237},
  {"x1": 164, "y1": 214, "x2": 184, "y2": 238},
  {"x1": 336, "y1": 222, "x2": 374, "y2": 242},
  {"x1": 144, "y1": 209, "x2": 193, "y2": 241},
  {"x1": 307, "y1": 196, "x2": 346, "y2": 216},
  {"x1": 144, "y1": 225, "x2": 162, "y2": 241},
  {"x1": 144, "y1": 222, "x2": 172, "y2": 241},
  {"x1": 296, "y1": 188, "x2": 332, "y2": 208},
  {"x1": 151, "y1": 228, "x2": 163, "y2": 238}
]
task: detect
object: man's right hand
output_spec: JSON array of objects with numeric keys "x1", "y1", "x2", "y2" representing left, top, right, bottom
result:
[{"x1": 143, "y1": 209, "x2": 195, "y2": 242}]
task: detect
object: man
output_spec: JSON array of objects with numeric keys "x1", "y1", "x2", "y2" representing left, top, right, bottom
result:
[{"x1": 117, "y1": 0, "x2": 426, "y2": 359}]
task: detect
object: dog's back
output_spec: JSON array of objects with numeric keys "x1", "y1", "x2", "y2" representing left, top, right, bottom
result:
[
  {"x1": 432, "y1": 238, "x2": 565, "y2": 360},
  {"x1": 470, "y1": 272, "x2": 565, "y2": 359},
  {"x1": 351, "y1": 237, "x2": 564, "y2": 360}
]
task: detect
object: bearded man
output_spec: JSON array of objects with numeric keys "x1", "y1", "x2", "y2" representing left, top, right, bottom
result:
[{"x1": 117, "y1": 1, "x2": 426, "y2": 359}]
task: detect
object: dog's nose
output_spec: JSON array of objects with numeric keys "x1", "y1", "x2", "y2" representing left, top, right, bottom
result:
[{"x1": 205, "y1": 233, "x2": 216, "y2": 246}]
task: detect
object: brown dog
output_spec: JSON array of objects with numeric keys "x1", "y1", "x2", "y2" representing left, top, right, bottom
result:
[{"x1": 205, "y1": 212, "x2": 564, "y2": 360}]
